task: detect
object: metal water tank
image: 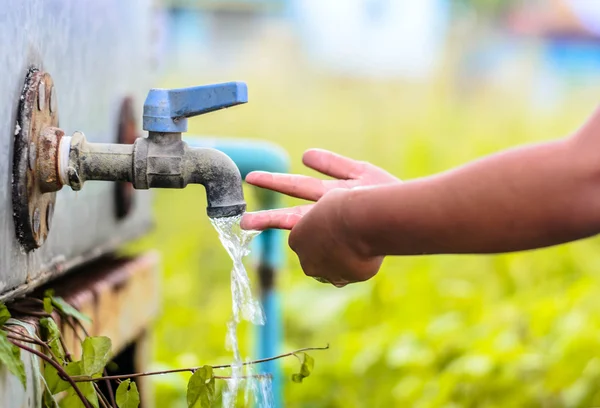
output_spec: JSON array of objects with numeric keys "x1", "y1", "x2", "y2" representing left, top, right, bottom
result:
[{"x1": 0, "y1": 0, "x2": 159, "y2": 300}]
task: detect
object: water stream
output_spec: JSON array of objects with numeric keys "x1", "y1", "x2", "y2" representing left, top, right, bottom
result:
[{"x1": 211, "y1": 214, "x2": 273, "y2": 407}]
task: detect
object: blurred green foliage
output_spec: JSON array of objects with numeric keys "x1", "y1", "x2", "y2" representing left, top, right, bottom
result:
[
  {"x1": 452, "y1": 0, "x2": 517, "y2": 14},
  {"x1": 127, "y1": 63, "x2": 600, "y2": 407}
]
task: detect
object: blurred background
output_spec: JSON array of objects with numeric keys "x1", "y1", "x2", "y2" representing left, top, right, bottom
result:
[{"x1": 128, "y1": 0, "x2": 600, "y2": 406}]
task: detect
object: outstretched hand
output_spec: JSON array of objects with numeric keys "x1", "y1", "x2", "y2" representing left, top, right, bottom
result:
[
  {"x1": 241, "y1": 149, "x2": 399, "y2": 231},
  {"x1": 241, "y1": 149, "x2": 400, "y2": 287}
]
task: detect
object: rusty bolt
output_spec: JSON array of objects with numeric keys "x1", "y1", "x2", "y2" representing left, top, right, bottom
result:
[
  {"x1": 50, "y1": 86, "x2": 57, "y2": 114},
  {"x1": 37, "y1": 127, "x2": 64, "y2": 193},
  {"x1": 46, "y1": 203, "x2": 54, "y2": 230},
  {"x1": 29, "y1": 142, "x2": 37, "y2": 170},
  {"x1": 38, "y1": 82, "x2": 46, "y2": 111},
  {"x1": 33, "y1": 208, "x2": 41, "y2": 236}
]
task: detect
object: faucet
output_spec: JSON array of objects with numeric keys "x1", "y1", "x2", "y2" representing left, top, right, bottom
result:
[{"x1": 39, "y1": 82, "x2": 248, "y2": 218}]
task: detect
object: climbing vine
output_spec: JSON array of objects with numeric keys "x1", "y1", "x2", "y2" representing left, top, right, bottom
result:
[{"x1": 0, "y1": 292, "x2": 327, "y2": 407}]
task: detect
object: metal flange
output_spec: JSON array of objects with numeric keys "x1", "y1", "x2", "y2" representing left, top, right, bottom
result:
[{"x1": 12, "y1": 68, "x2": 60, "y2": 251}]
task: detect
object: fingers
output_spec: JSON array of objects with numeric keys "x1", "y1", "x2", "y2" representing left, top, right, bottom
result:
[
  {"x1": 302, "y1": 149, "x2": 367, "y2": 180},
  {"x1": 245, "y1": 171, "x2": 327, "y2": 201},
  {"x1": 245, "y1": 150, "x2": 370, "y2": 201},
  {"x1": 240, "y1": 205, "x2": 313, "y2": 231}
]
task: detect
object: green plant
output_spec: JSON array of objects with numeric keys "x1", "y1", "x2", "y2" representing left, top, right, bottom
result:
[{"x1": 0, "y1": 294, "x2": 327, "y2": 408}]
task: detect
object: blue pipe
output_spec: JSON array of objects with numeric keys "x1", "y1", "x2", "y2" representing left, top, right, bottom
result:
[{"x1": 184, "y1": 136, "x2": 289, "y2": 407}]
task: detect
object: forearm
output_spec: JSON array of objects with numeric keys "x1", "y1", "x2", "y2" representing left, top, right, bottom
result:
[{"x1": 345, "y1": 118, "x2": 600, "y2": 256}]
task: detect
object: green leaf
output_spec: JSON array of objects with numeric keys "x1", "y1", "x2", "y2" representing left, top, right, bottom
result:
[
  {"x1": 40, "y1": 317, "x2": 65, "y2": 363},
  {"x1": 59, "y1": 383, "x2": 99, "y2": 408},
  {"x1": 55, "y1": 367, "x2": 98, "y2": 408},
  {"x1": 0, "y1": 303, "x2": 11, "y2": 326},
  {"x1": 50, "y1": 297, "x2": 91, "y2": 324},
  {"x1": 291, "y1": 353, "x2": 314, "y2": 383},
  {"x1": 79, "y1": 381, "x2": 99, "y2": 408},
  {"x1": 187, "y1": 365, "x2": 215, "y2": 408},
  {"x1": 81, "y1": 336, "x2": 111, "y2": 376},
  {"x1": 58, "y1": 390, "x2": 83, "y2": 408},
  {"x1": 116, "y1": 379, "x2": 140, "y2": 408},
  {"x1": 65, "y1": 361, "x2": 82, "y2": 376},
  {"x1": 0, "y1": 330, "x2": 26, "y2": 388},
  {"x1": 43, "y1": 297, "x2": 54, "y2": 314},
  {"x1": 46, "y1": 361, "x2": 82, "y2": 395},
  {"x1": 44, "y1": 364, "x2": 64, "y2": 395}
]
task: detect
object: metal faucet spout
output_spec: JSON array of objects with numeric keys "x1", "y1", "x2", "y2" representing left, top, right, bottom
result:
[{"x1": 184, "y1": 146, "x2": 246, "y2": 218}]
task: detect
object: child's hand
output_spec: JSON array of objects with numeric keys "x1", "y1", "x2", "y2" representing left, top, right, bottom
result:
[
  {"x1": 248, "y1": 108, "x2": 600, "y2": 285},
  {"x1": 286, "y1": 187, "x2": 385, "y2": 286},
  {"x1": 241, "y1": 149, "x2": 399, "y2": 286},
  {"x1": 241, "y1": 149, "x2": 399, "y2": 231}
]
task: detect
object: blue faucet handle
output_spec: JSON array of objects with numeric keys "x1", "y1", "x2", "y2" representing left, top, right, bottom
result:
[{"x1": 143, "y1": 82, "x2": 248, "y2": 133}]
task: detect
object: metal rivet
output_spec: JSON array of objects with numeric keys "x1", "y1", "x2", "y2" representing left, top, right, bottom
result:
[
  {"x1": 38, "y1": 82, "x2": 46, "y2": 111},
  {"x1": 46, "y1": 203, "x2": 54, "y2": 230},
  {"x1": 33, "y1": 208, "x2": 41, "y2": 235},
  {"x1": 29, "y1": 142, "x2": 37, "y2": 170},
  {"x1": 50, "y1": 86, "x2": 57, "y2": 113}
]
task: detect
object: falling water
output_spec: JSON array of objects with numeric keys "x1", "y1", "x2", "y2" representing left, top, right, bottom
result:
[{"x1": 211, "y1": 214, "x2": 273, "y2": 407}]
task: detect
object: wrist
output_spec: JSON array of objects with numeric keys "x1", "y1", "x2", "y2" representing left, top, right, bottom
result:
[{"x1": 338, "y1": 186, "x2": 378, "y2": 259}]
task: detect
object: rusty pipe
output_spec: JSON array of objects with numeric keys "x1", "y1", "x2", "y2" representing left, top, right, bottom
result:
[
  {"x1": 59, "y1": 132, "x2": 134, "y2": 188},
  {"x1": 40, "y1": 129, "x2": 246, "y2": 218}
]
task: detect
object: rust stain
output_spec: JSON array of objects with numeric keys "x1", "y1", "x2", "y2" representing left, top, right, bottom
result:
[
  {"x1": 9, "y1": 252, "x2": 160, "y2": 359},
  {"x1": 53, "y1": 252, "x2": 160, "y2": 357},
  {"x1": 12, "y1": 69, "x2": 60, "y2": 250},
  {"x1": 115, "y1": 97, "x2": 138, "y2": 219},
  {"x1": 38, "y1": 127, "x2": 63, "y2": 191}
]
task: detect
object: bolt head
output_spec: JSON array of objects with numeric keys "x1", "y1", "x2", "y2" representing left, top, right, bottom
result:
[
  {"x1": 38, "y1": 82, "x2": 46, "y2": 111},
  {"x1": 50, "y1": 86, "x2": 57, "y2": 113},
  {"x1": 32, "y1": 208, "x2": 41, "y2": 235},
  {"x1": 29, "y1": 142, "x2": 37, "y2": 170}
]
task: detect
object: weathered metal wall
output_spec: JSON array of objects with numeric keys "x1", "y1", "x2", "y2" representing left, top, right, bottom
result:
[{"x1": 0, "y1": 0, "x2": 158, "y2": 300}]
